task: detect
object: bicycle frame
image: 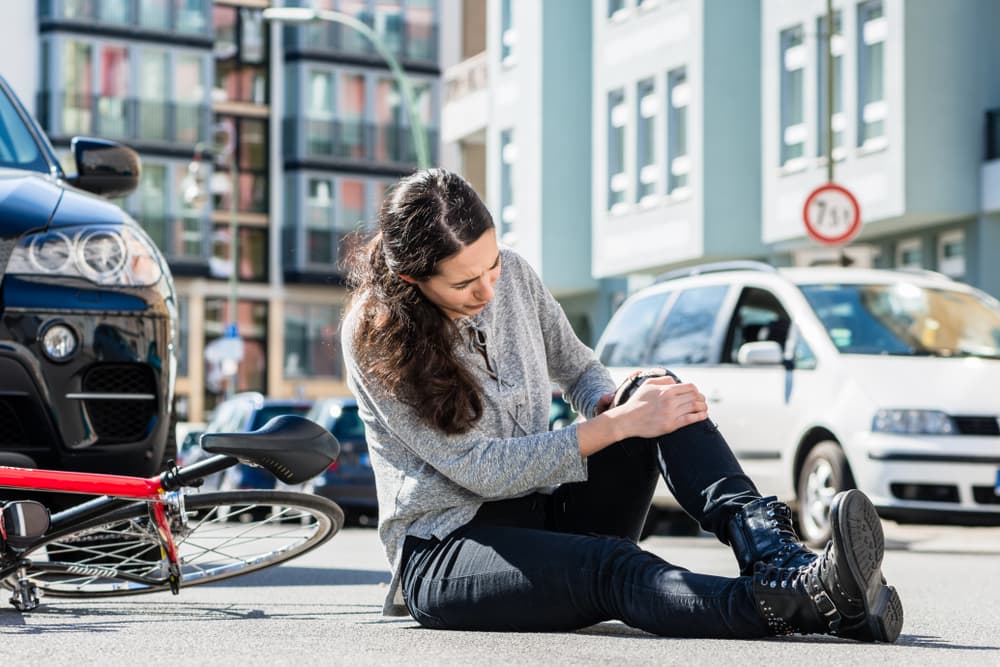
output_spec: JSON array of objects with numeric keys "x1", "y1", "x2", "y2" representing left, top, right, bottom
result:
[{"x1": 0, "y1": 453, "x2": 240, "y2": 609}]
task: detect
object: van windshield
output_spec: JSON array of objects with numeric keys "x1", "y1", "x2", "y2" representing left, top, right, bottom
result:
[{"x1": 799, "y1": 282, "x2": 1000, "y2": 358}]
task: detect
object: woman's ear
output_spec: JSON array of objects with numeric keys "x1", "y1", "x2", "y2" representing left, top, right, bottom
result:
[{"x1": 398, "y1": 274, "x2": 419, "y2": 285}]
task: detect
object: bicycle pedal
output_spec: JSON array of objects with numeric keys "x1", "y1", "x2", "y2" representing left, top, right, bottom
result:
[{"x1": 1, "y1": 501, "x2": 50, "y2": 551}]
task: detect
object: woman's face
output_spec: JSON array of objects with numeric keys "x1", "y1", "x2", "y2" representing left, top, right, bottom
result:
[{"x1": 406, "y1": 228, "x2": 501, "y2": 320}]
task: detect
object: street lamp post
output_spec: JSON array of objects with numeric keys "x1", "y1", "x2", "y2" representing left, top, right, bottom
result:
[{"x1": 262, "y1": 6, "x2": 430, "y2": 169}]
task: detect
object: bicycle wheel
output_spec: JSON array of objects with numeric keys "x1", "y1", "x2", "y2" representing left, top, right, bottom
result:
[{"x1": 13, "y1": 490, "x2": 344, "y2": 598}]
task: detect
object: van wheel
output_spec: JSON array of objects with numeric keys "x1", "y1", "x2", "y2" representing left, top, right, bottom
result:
[{"x1": 796, "y1": 441, "x2": 853, "y2": 547}]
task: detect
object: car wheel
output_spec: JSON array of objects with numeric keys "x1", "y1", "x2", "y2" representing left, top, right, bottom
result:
[{"x1": 796, "y1": 441, "x2": 853, "y2": 547}]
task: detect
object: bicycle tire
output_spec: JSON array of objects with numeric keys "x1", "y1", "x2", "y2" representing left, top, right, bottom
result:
[{"x1": 12, "y1": 490, "x2": 344, "y2": 598}]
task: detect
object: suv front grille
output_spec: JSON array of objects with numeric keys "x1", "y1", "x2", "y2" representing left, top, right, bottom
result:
[
  {"x1": 0, "y1": 397, "x2": 29, "y2": 447},
  {"x1": 81, "y1": 364, "x2": 157, "y2": 443},
  {"x1": 953, "y1": 416, "x2": 1000, "y2": 436}
]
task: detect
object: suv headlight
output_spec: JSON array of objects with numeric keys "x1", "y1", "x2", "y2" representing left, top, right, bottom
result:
[
  {"x1": 872, "y1": 409, "x2": 956, "y2": 435},
  {"x1": 7, "y1": 225, "x2": 164, "y2": 287}
]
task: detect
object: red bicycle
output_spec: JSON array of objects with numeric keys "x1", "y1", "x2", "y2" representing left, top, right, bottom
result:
[{"x1": 0, "y1": 415, "x2": 344, "y2": 611}]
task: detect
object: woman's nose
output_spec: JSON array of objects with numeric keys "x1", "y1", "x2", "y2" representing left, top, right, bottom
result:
[{"x1": 473, "y1": 275, "x2": 495, "y2": 300}]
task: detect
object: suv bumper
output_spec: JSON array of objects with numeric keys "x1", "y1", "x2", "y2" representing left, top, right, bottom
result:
[{"x1": 0, "y1": 310, "x2": 172, "y2": 477}]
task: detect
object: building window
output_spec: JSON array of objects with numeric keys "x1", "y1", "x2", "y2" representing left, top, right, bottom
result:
[
  {"x1": 212, "y1": 115, "x2": 268, "y2": 215},
  {"x1": 499, "y1": 128, "x2": 516, "y2": 240},
  {"x1": 780, "y1": 25, "x2": 806, "y2": 169},
  {"x1": 175, "y1": 54, "x2": 206, "y2": 145},
  {"x1": 283, "y1": 303, "x2": 342, "y2": 379},
  {"x1": 210, "y1": 224, "x2": 269, "y2": 282},
  {"x1": 635, "y1": 78, "x2": 658, "y2": 205},
  {"x1": 374, "y1": 0, "x2": 404, "y2": 56},
  {"x1": 608, "y1": 0, "x2": 628, "y2": 20},
  {"x1": 501, "y1": 0, "x2": 516, "y2": 66},
  {"x1": 817, "y1": 11, "x2": 844, "y2": 161},
  {"x1": 607, "y1": 88, "x2": 627, "y2": 212},
  {"x1": 895, "y1": 238, "x2": 922, "y2": 270},
  {"x1": 203, "y1": 297, "x2": 268, "y2": 407},
  {"x1": 138, "y1": 48, "x2": 170, "y2": 142},
  {"x1": 213, "y1": 5, "x2": 267, "y2": 105},
  {"x1": 936, "y1": 230, "x2": 965, "y2": 278},
  {"x1": 62, "y1": 40, "x2": 93, "y2": 137},
  {"x1": 406, "y1": 0, "x2": 436, "y2": 61},
  {"x1": 667, "y1": 67, "x2": 689, "y2": 197},
  {"x1": 858, "y1": 0, "x2": 887, "y2": 150},
  {"x1": 98, "y1": 44, "x2": 130, "y2": 139}
]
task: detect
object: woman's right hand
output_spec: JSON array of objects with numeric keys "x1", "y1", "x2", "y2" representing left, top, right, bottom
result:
[{"x1": 612, "y1": 374, "x2": 709, "y2": 438}]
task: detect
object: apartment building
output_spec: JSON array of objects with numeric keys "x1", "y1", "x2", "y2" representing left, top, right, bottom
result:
[
  {"x1": 8, "y1": 0, "x2": 441, "y2": 422},
  {"x1": 441, "y1": 0, "x2": 612, "y2": 345},
  {"x1": 595, "y1": 0, "x2": 1000, "y2": 297}
]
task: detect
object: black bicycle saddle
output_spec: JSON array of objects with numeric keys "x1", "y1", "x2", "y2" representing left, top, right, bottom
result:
[{"x1": 201, "y1": 415, "x2": 341, "y2": 484}]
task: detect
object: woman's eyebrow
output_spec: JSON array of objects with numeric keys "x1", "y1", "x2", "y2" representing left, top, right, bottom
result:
[{"x1": 451, "y1": 253, "x2": 501, "y2": 287}]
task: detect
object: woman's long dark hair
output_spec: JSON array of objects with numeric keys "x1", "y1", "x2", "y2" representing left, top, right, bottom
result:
[{"x1": 346, "y1": 168, "x2": 495, "y2": 434}]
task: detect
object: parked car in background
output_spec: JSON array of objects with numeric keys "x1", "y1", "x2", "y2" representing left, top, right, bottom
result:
[
  {"x1": 549, "y1": 391, "x2": 578, "y2": 430},
  {"x1": 185, "y1": 392, "x2": 314, "y2": 491},
  {"x1": 0, "y1": 75, "x2": 177, "y2": 480},
  {"x1": 306, "y1": 397, "x2": 378, "y2": 526},
  {"x1": 595, "y1": 261, "x2": 1000, "y2": 546}
]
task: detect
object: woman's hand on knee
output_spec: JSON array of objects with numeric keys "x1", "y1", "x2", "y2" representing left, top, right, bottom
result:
[{"x1": 618, "y1": 375, "x2": 709, "y2": 437}]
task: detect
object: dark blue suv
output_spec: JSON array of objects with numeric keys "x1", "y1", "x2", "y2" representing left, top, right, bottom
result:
[{"x1": 0, "y1": 76, "x2": 177, "y2": 478}]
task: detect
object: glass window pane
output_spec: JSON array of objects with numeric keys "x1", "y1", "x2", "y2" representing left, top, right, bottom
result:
[
  {"x1": 649, "y1": 286, "x2": 729, "y2": 366},
  {"x1": 599, "y1": 292, "x2": 671, "y2": 366}
]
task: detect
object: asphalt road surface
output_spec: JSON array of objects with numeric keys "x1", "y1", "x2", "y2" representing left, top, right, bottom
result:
[{"x1": 2, "y1": 520, "x2": 998, "y2": 665}]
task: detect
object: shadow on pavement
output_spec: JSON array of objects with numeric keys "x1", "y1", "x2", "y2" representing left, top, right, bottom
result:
[{"x1": 204, "y1": 565, "x2": 390, "y2": 587}]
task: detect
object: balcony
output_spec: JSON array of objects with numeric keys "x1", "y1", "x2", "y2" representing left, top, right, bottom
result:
[
  {"x1": 39, "y1": 92, "x2": 209, "y2": 148},
  {"x1": 284, "y1": 17, "x2": 438, "y2": 66},
  {"x1": 442, "y1": 51, "x2": 488, "y2": 143},
  {"x1": 39, "y1": 0, "x2": 211, "y2": 37},
  {"x1": 284, "y1": 117, "x2": 439, "y2": 167}
]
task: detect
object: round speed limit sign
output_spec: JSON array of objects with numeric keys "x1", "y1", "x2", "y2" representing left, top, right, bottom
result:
[{"x1": 802, "y1": 183, "x2": 861, "y2": 246}]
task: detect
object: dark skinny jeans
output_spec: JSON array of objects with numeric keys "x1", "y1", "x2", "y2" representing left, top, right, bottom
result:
[{"x1": 400, "y1": 419, "x2": 773, "y2": 638}]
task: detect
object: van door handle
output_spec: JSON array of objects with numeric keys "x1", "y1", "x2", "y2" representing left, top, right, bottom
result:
[{"x1": 707, "y1": 391, "x2": 722, "y2": 404}]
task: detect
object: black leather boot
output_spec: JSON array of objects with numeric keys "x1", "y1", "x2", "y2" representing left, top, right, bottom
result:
[
  {"x1": 728, "y1": 495, "x2": 817, "y2": 576},
  {"x1": 751, "y1": 489, "x2": 903, "y2": 642}
]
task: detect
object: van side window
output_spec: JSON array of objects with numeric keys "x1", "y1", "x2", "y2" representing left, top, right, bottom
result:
[
  {"x1": 723, "y1": 287, "x2": 793, "y2": 363},
  {"x1": 598, "y1": 291, "x2": 671, "y2": 366},
  {"x1": 649, "y1": 285, "x2": 728, "y2": 365}
]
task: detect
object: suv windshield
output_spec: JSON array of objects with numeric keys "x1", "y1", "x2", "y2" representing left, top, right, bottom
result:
[
  {"x1": 800, "y1": 282, "x2": 1000, "y2": 358},
  {"x1": 0, "y1": 86, "x2": 48, "y2": 173}
]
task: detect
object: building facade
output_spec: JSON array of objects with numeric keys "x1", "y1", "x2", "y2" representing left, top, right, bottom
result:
[
  {"x1": 9, "y1": 0, "x2": 441, "y2": 422},
  {"x1": 441, "y1": 0, "x2": 615, "y2": 346}
]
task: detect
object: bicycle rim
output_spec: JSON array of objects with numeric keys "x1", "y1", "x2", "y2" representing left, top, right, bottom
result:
[{"x1": 14, "y1": 490, "x2": 344, "y2": 598}]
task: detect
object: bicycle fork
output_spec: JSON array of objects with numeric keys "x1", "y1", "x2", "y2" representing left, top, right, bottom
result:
[{"x1": 151, "y1": 492, "x2": 186, "y2": 595}]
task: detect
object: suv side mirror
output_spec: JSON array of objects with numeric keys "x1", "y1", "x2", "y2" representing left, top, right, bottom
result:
[
  {"x1": 69, "y1": 137, "x2": 141, "y2": 199},
  {"x1": 737, "y1": 341, "x2": 784, "y2": 366}
]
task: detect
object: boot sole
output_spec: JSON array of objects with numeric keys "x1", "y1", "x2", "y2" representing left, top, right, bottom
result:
[{"x1": 830, "y1": 490, "x2": 904, "y2": 643}]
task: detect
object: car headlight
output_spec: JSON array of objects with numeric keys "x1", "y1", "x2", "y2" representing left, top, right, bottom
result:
[
  {"x1": 872, "y1": 409, "x2": 956, "y2": 435},
  {"x1": 7, "y1": 225, "x2": 164, "y2": 286}
]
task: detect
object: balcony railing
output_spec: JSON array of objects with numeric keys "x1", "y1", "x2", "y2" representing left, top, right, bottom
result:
[
  {"x1": 445, "y1": 51, "x2": 488, "y2": 104},
  {"x1": 285, "y1": 18, "x2": 439, "y2": 64},
  {"x1": 39, "y1": 0, "x2": 211, "y2": 36},
  {"x1": 38, "y1": 92, "x2": 208, "y2": 146},
  {"x1": 284, "y1": 117, "x2": 439, "y2": 166}
]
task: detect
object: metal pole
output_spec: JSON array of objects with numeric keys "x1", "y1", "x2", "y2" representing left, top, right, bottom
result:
[
  {"x1": 312, "y1": 9, "x2": 430, "y2": 168},
  {"x1": 826, "y1": 0, "x2": 835, "y2": 185}
]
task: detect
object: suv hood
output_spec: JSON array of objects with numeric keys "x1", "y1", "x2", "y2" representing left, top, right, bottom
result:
[
  {"x1": 0, "y1": 171, "x2": 128, "y2": 241},
  {"x1": 841, "y1": 355, "x2": 1000, "y2": 413},
  {"x1": 0, "y1": 171, "x2": 61, "y2": 238}
]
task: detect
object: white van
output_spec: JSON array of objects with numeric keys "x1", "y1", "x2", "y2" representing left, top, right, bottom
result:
[{"x1": 594, "y1": 261, "x2": 1000, "y2": 545}]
